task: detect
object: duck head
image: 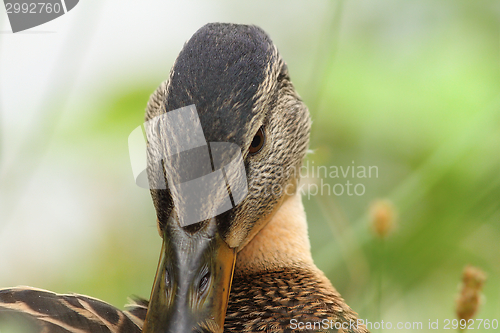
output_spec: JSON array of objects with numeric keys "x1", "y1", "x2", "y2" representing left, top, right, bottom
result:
[{"x1": 142, "y1": 23, "x2": 311, "y2": 333}]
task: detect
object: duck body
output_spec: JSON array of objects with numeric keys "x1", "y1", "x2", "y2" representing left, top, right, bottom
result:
[
  {"x1": 0, "y1": 23, "x2": 368, "y2": 333},
  {"x1": 228, "y1": 269, "x2": 362, "y2": 332},
  {"x1": 224, "y1": 189, "x2": 367, "y2": 333},
  {"x1": 0, "y1": 277, "x2": 364, "y2": 333}
]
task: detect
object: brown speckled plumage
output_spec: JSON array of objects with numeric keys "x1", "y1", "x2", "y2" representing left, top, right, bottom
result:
[{"x1": 225, "y1": 269, "x2": 368, "y2": 333}]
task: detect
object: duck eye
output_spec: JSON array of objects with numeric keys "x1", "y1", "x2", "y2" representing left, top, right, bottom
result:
[{"x1": 249, "y1": 127, "x2": 265, "y2": 155}]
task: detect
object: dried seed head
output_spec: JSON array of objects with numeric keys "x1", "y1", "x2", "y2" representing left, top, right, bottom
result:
[
  {"x1": 370, "y1": 199, "x2": 397, "y2": 238},
  {"x1": 456, "y1": 265, "x2": 487, "y2": 322}
]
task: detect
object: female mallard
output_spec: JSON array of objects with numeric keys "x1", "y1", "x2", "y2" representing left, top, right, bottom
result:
[{"x1": 0, "y1": 23, "x2": 369, "y2": 333}]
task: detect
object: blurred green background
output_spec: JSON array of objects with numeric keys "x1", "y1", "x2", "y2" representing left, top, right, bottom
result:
[{"x1": 0, "y1": 0, "x2": 499, "y2": 331}]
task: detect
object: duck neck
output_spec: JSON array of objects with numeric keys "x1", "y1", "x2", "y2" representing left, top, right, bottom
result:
[{"x1": 235, "y1": 193, "x2": 315, "y2": 274}]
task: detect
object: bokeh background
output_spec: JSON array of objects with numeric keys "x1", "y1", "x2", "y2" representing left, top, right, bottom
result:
[{"x1": 1, "y1": 0, "x2": 499, "y2": 331}]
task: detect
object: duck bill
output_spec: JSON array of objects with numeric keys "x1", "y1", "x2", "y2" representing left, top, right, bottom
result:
[{"x1": 143, "y1": 216, "x2": 236, "y2": 333}]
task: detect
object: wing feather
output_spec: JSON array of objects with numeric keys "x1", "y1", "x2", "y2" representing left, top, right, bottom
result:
[{"x1": 0, "y1": 287, "x2": 144, "y2": 333}]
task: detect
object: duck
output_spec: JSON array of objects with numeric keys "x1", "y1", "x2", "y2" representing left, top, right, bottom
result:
[{"x1": 0, "y1": 23, "x2": 369, "y2": 333}]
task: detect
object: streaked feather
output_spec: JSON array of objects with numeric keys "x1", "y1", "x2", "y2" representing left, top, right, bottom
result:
[{"x1": 0, "y1": 287, "x2": 146, "y2": 333}]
